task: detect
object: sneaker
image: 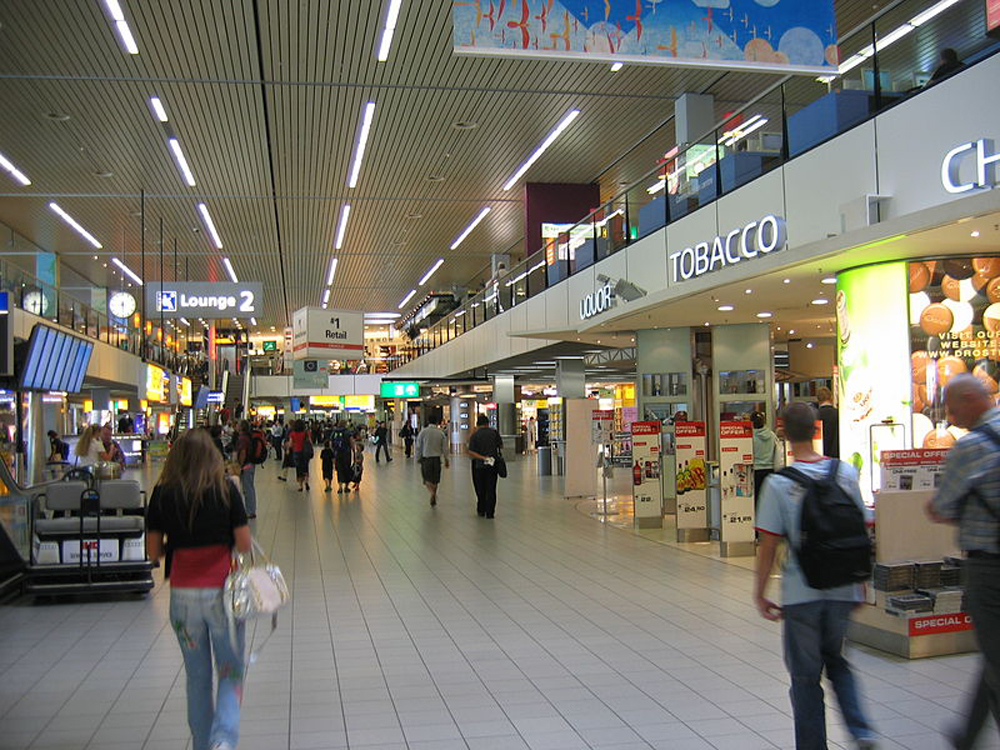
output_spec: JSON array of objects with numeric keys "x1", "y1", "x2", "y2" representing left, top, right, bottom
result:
[{"x1": 277, "y1": 476, "x2": 286, "y2": 482}]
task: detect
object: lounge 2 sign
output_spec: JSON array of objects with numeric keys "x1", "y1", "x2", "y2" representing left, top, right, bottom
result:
[
  {"x1": 146, "y1": 282, "x2": 263, "y2": 319},
  {"x1": 580, "y1": 283, "x2": 615, "y2": 320},
  {"x1": 669, "y1": 215, "x2": 787, "y2": 283}
]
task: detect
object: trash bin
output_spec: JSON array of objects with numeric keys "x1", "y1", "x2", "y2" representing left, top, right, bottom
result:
[{"x1": 537, "y1": 446, "x2": 552, "y2": 476}]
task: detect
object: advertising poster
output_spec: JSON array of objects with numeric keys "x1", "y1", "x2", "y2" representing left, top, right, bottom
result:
[
  {"x1": 631, "y1": 422, "x2": 663, "y2": 523},
  {"x1": 719, "y1": 421, "x2": 755, "y2": 546},
  {"x1": 591, "y1": 410, "x2": 614, "y2": 445},
  {"x1": 837, "y1": 263, "x2": 912, "y2": 504},
  {"x1": 880, "y1": 449, "x2": 949, "y2": 492},
  {"x1": 674, "y1": 422, "x2": 707, "y2": 530},
  {"x1": 293, "y1": 359, "x2": 329, "y2": 390}
]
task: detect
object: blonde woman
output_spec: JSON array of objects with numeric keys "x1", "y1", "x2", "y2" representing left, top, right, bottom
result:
[
  {"x1": 145, "y1": 429, "x2": 252, "y2": 750},
  {"x1": 73, "y1": 424, "x2": 107, "y2": 467}
]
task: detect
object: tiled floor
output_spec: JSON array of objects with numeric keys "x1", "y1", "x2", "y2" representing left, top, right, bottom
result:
[{"x1": 1, "y1": 451, "x2": 996, "y2": 750}]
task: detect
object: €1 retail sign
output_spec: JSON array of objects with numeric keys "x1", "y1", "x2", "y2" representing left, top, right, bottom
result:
[
  {"x1": 941, "y1": 139, "x2": 999, "y2": 194},
  {"x1": 669, "y1": 215, "x2": 787, "y2": 283},
  {"x1": 292, "y1": 306, "x2": 364, "y2": 361}
]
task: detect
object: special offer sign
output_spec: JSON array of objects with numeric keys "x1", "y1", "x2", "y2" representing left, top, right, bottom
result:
[
  {"x1": 630, "y1": 422, "x2": 662, "y2": 523},
  {"x1": 909, "y1": 612, "x2": 974, "y2": 637},
  {"x1": 720, "y1": 421, "x2": 755, "y2": 545},
  {"x1": 879, "y1": 449, "x2": 949, "y2": 492},
  {"x1": 675, "y1": 422, "x2": 708, "y2": 531}
]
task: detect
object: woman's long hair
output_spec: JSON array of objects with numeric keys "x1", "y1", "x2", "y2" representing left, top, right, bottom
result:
[
  {"x1": 156, "y1": 428, "x2": 229, "y2": 529},
  {"x1": 75, "y1": 425, "x2": 100, "y2": 457}
]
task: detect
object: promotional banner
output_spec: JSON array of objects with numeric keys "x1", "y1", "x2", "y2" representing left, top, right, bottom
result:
[
  {"x1": 675, "y1": 422, "x2": 708, "y2": 531},
  {"x1": 591, "y1": 410, "x2": 614, "y2": 445},
  {"x1": 145, "y1": 364, "x2": 166, "y2": 403},
  {"x1": 719, "y1": 421, "x2": 754, "y2": 546},
  {"x1": 292, "y1": 359, "x2": 329, "y2": 390},
  {"x1": 146, "y1": 282, "x2": 263, "y2": 319},
  {"x1": 292, "y1": 306, "x2": 364, "y2": 361},
  {"x1": 453, "y1": 0, "x2": 837, "y2": 75},
  {"x1": 630, "y1": 422, "x2": 662, "y2": 524},
  {"x1": 837, "y1": 263, "x2": 912, "y2": 504},
  {"x1": 880, "y1": 449, "x2": 949, "y2": 492},
  {"x1": 178, "y1": 376, "x2": 192, "y2": 408}
]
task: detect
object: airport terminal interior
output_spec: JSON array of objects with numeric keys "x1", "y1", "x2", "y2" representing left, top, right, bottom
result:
[{"x1": 2, "y1": 0, "x2": 1000, "y2": 748}]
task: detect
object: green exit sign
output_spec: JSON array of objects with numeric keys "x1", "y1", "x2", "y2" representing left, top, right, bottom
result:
[
  {"x1": 262, "y1": 340, "x2": 277, "y2": 352},
  {"x1": 381, "y1": 381, "x2": 420, "y2": 398}
]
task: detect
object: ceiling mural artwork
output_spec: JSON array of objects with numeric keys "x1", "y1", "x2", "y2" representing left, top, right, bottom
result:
[{"x1": 453, "y1": 0, "x2": 839, "y2": 74}]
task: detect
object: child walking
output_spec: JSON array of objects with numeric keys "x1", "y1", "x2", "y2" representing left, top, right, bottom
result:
[
  {"x1": 350, "y1": 437, "x2": 365, "y2": 491},
  {"x1": 320, "y1": 440, "x2": 335, "y2": 492}
]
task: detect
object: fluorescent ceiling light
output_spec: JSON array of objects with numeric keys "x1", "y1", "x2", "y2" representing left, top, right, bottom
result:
[
  {"x1": 197, "y1": 203, "x2": 222, "y2": 249},
  {"x1": 149, "y1": 97, "x2": 168, "y2": 122},
  {"x1": 168, "y1": 138, "x2": 196, "y2": 186},
  {"x1": 398, "y1": 289, "x2": 417, "y2": 309},
  {"x1": 179, "y1": 317, "x2": 189, "y2": 326},
  {"x1": 0, "y1": 150, "x2": 31, "y2": 185},
  {"x1": 322, "y1": 289, "x2": 331, "y2": 305},
  {"x1": 910, "y1": 0, "x2": 962, "y2": 26},
  {"x1": 450, "y1": 206, "x2": 491, "y2": 250},
  {"x1": 822, "y1": 277, "x2": 837, "y2": 284},
  {"x1": 250, "y1": 317, "x2": 257, "y2": 326},
  {"x1": 103, "y1": 0, "x2": 139, "y2": 54},
  {"x1": 347, "y1": 101, "x2": 376, "y2": 188},
  {"x1": 326, "y1": 257, "x2": 339, "y2": 286},
  {"x1": 756, "y1": 312, "x2": 773, "y2": 318},
  {"x1": 717, "y1": 305, "x2": 734, "y2": 312},
  {"x1": 222, "y1": 257, "x2": 238, "y2": 283},
  {"x1": 49, "y1": 202, "x2": 102, "y2": 248},
  {"x1": 111, "y1": 257, "x2": 142, "y2": 285},
  {"x1": 811, "y1": 298, "x2": 829, "y2": 305},
  {"x1": 610, "y1": 62, "x2": 623, "y2": 72},
  {"x1": 376, "y1": 0, "x2": 403, "y2": 61},
  {"x1": 502, "y1": 109, "x2": 581, "y2": 191},
  {"x1": 335, "y1": 204, "x2": 351, "y2": 249},
  {"x1": 364, "y1": 312, "x2": 400, "y2": 319},
  {"x1": 419, "y1": 258, "x2": 444, "y2": 286}
]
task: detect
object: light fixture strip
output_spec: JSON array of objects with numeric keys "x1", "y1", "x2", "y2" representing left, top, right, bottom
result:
[
  {"x1": 449, "y1": 206, "x2": 491, "y2": 250},
  {"x1": 347, "y1": 101, "x2": 376, "y2": 189},
  {"x1": 49, "y1": 202, "x2": 103, "y2": 248},
  {"x1": 149, "y1": 96, "x2": 168, "y2": 122},
  {"x1": 167, "y1": 138, "x2": 196, "y2": 186},
  {"x1": 102, "y1": 0, "x2": 139, "y2": 54},
  {"x1": 398, "y1": 288, "x2": 417, "y2": 309},
  {"x1": 197, "y1": 203, "x2": 223, "y2": 249},
  {"x1": 111, "y1": 257, "x2": 143, "y2": 285},
  {"x1": 0, "y1": 151, "x2": 31, "y2": 185},
  {"x1": 326, "y1": 257, "x2": 339, "y2": 287},
  {"x1": 610, "y1": 62, "x2": 623, "y2": 72},
  {"x1": 322, "y1": 289, "x2": 331, "y2": 305},
  {"x1": 376, "y1": 0, "x2": 404, "y2": 62},
  {"x1": 419, "y1": 258, "x2": 444, "y2": 286},
  {"x1": 502, "y1": 109, "x2": 581, "y2": 191},
  {"x1": 222, "y1": 257, "x2": 238, "y2": 283},
  {"x1": 335, "y1": 204, "x2": 351, "y2": 250},
  {"x1": 179, "y1": 317, "x2": 190, "y2": 326},
  {"x1": 250, "y1": 317, "x2": 257, "y2": 326}
]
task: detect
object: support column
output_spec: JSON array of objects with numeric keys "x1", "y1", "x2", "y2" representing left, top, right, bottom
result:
[
  {"x1": 492, "y1": 375, "x2": 517, "y2": 458},
  {"x1": 555, "y1": 359, "x2": 585, "y2": 399},
  {"x1": 674, "y1": 93, "x2": 715, "y2": 146},
  {"x1": 26, "y1": 393, "x2": 47, "y2": 485}
]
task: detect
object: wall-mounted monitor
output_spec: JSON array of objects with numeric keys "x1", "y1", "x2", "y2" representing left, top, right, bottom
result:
[{"x1": 18, "y1": 324, "x2": 93, "y2": 393}]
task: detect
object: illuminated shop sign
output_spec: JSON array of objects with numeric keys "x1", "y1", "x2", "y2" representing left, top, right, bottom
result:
[
  {"x1": 380, "y1": 381, "x2": 420, "y2": 398},
  {"x1": 941, "y1": 139, "x2": 999, "y2": 194},
  {"x1": 669, "y1": 215, "x2": 787, "y2": 283},
  {"x1": 579, "y1": 283, "x2": 615, "y2": 320}
]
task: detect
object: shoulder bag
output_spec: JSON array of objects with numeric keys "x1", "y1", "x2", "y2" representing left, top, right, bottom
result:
[
  {"x1": 224, "y1": 538, "x2": 290, "y2": 662},
  {"x1": 495, "y1": 433, "x2": 508, "y2": 479}
]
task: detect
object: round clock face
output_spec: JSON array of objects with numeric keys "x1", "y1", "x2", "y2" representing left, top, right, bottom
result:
[
  {"x1": 24, "y1": 290, "x2": 49, "y2": 316},
  {"x1": 109, "y1": 291, "x2": 137, "y2": 318}
]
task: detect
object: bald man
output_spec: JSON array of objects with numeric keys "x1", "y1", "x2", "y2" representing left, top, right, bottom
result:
[{"x1": 929, "y1": 374, "x2": 1000, "y2": 750}]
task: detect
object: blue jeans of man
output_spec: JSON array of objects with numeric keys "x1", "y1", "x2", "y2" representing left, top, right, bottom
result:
[
  {"x1": 783, "y1": 599, "x2": 873, "y2": 749},
  {"x1": 240, "y1": 463, "x2": 256, "y2": 515},
  {"x1": 170, "y1": 588, "x2": 246, "y2": 750}
]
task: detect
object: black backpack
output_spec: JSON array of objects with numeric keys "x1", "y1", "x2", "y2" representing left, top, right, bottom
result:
[{"x1": 779, "y1": 459, "x2": 872, "y2": 590}]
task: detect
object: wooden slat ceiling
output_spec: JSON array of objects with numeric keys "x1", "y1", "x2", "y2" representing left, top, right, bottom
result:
[{"x1": 0, "y1": 0, "x2": 960, "y2": 328}]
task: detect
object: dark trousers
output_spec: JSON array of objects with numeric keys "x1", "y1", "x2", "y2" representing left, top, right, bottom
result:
[
  {"x1": 404, "y1": 438, "x2": 413, "y2": 458},
  {"x1": 957, "y1": 557, "x2": 1000, "y2": 748},
  {"x1": 782, "y1": 600, "x2": 873, "y2": 749},
  {"x1": 754, "y1": 468, "x2": 773, "y2": 508},
  {"x1": 375, "y1": 442, "x2": 391, "y2": 462},
  {"x1": 472, "y1": 464, "x2": 498, "y2": 517},
  {"x1": 272, "y1": 437, "x2": 282, "y2": 460}
]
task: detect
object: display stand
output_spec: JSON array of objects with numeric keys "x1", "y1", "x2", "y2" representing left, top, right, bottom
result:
[
  {"x1": 563, "y1": 399, "x2": 597, "y2": 499},
  {"x1": 592, "y1": 410, "x2": 615, "y2": 515},
  {"x1": 718, "y1": 421, "x2": 755, "y2": 557},
  {"x1": 630, "y1": 422, "x2": 663, "y2": 528},
  {"x1": 674, "y1": 422, "x2": 709, "y2": 542}
]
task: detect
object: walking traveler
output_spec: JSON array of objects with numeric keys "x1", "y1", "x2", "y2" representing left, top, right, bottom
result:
[
  {"x1": 47, "y1": 430, "x2": 69, "y2": 462},
  {"x1": 467, "y1": 414, "x2": 503, "y2": 518},
  {"x1": 235, "y1": 420, "x2": 258, "y2": 519},
  {"x1": 350, "y1": 434, "x2": 365, "y2": 491},
  {"x1": 816, "y1": 387, "x2": 839, "y2": 459},
  {"x1": 321, "y1": 440, "x2": 335, "y2": 492},
  {"x1": 145, "y1": 429, "x2": 252, "y2": 750},
  {"x1": 415, "y1": 414, "x2": 449, "y2": 506},
  {"x1": 287, "y1": 419, "x2": 311, "y2": 492},
  {"x1": 751, "y1": 411, "x2": 780, "y2": 504},
  {"x1": 927, "y1": 374, "x2": 1000, "y2": 750},
  {"x1": 374, "y1": 421, "x2": 392, "y2": 463},
  {"x1": 270, "y1": 420, "x2": 284, "y2": 461},
  {"x1": 400, "y1": 421, "x2": 415, "y2": 458},
  {"x1": 332, "y1": 422, "x2": 354, "y2": 494},
  {"x1": 755, "y1": 402, "x2": 877, "y2": 750}
]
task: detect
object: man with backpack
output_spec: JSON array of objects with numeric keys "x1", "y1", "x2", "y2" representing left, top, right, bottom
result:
[
  {"x1": 755, "y1": 402, "x2": 877, "y2": 750},
  {"x1": 928, "y1": 374, "x2": 1000, "y2": 750},
  {"x1": 236, "y1": 419, "x2": 266, "y2": 519}
]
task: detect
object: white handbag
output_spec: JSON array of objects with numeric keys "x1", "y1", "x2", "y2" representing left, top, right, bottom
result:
[{"x1": 223, "y1": 539, "x2": 290, "y2": 661}]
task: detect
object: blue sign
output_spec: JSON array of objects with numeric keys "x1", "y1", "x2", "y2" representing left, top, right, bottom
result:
[{"x1": 454, "y1": 0, "x2": 837, "y2": 75}]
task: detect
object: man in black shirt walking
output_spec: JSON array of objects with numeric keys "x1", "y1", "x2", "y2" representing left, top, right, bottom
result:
[{"x1": 467, "y1": 414, "x2": 503, "y2": 518}]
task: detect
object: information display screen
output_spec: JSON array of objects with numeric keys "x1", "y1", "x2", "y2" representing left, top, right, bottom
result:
[{"x1": 18, "y1": 324, "x2": 93, "y2": 393}]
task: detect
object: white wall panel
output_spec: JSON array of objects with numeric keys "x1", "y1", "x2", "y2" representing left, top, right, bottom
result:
[
  {"x1": 625, "y1": 231, "x2": 668, "y2": 293},
  {"x1": 545, "y1": 281, "x2": 570, "y2": 330},
  {"x1": 715, "y1": 168, "x2": 785, "y2": 239},
  {"x1": 567, "y1": 266, "x2": 596, "y2": 327}
]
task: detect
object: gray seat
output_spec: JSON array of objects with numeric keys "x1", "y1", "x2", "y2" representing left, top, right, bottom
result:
[
  {"x1": 36, "y1": 479, "x2": 145, "y2": 537},
  {"x1": 35, "y1": 516, "x2": 144, "y2": 535},
  {"x1": 44, "y1": 481, "x2": 89, "y2": 513},
  {"x1": 97, "y1": 479, "x2": 143, "y2": 511}
]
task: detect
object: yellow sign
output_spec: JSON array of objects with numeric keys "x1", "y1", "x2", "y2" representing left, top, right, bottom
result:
[
  {"x1": 83, "y1": 399, "x2": 93, "y2": 412},
  {"x1": 344, "y1": 395, "x2": 375, "y2": 411},
  {"x1": 179, "y1": 377, "x2": 192, "y2": 407},
  {"x1": 256, "y1": 405, "x2": 276, "y2": 417},
  {"x1": 146, "y1": 365, "x2": 165, "y2": 403},
  {"x1": 310, "y1": 395, "x2": 340, "y2": 407}
]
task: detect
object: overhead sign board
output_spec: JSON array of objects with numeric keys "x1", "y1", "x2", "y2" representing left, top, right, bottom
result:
[
  {"x1": 145, "y1": 282, "x2": 263, "y2": 319},
  {"x1": 292, "y1": 306, "x2": 364, "y2": 361},
  {"x1": 453, "y1": 1, "x2": 837, "y2": 76},
  {"x1": 380, "y1": 381, "x2": 420, "y2": 399}
]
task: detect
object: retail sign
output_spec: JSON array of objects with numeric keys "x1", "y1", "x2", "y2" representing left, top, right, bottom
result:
[
  {"x1": 145, "y1": 282, "x2": 263, "y2": 319},
  {"x1": 719, "y1": 421, "x2": 755, "y2": 547},
  {"x1": 579, "y1": 283, "x2": 615, "y2": 320},
  {"x1": 941, "y1": 139, "x2": 999, "y2": 194},
  {"x1": 908, "y1": 612, "x2": 974, "y2": 637},
  {"x1": 675, "y1": 422, "x2": 708, "y2": 531},
  {"x1": 591, "y1": 410, "x2": 614, "y2": 444},
  {"x1": 669, "y1": 215, "x2": 787, "y2": 283},
  {"x1": 292, "y1": 306, "x2": 364, "y2": 361},
  {"x1": 380, "y1": 381, "x2": 420, "y2": 398},
  {"x1": 630, "y1": 422, "x2": 663, "y2": 523},
  {"x1": 880, "y1": 449, "x2": 949, "y2": 492}
]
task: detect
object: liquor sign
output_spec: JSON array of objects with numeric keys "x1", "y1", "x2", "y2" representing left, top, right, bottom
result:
[
  {"x1": 630, "y1": 422, "x2": 663, "y2": 524},
  {"x1": 380, "y1": 381, "x2": 420, "y2": 398},
  {"x1": 880, "y1": 450, "x2": 949, "y2": 492},
  {"x1": 675, "y1": 422, "x2": 708, "y2": 531},
  {"x1": 591, "y1": 410, "x2": 614, "y2": 445},
  {"x1": 909, "y1": 612, "x2": 974, "y2": 637},
  {"x1": 292, "y1": 306, "x2": 364, "y2": 361},
  {"x1": 145, "y1": 281, "x2": 263, "y2": 319},
  {"x1": 719, "y1": 421, "x2": 755, "y2": 546}
]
